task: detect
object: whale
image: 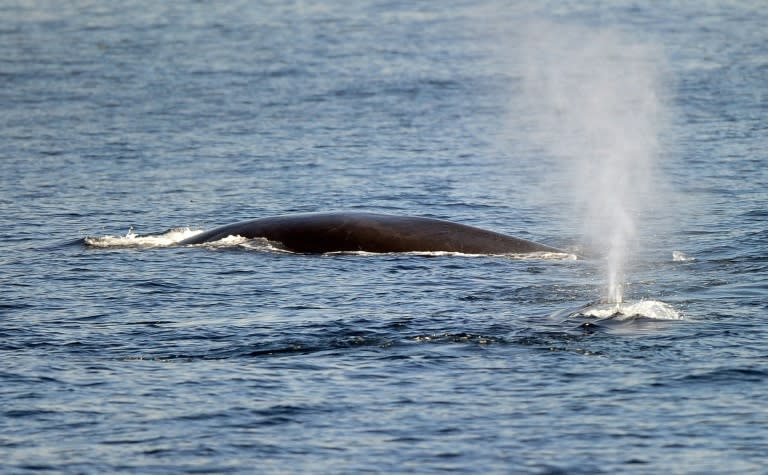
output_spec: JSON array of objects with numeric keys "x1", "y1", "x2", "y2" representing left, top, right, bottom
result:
[{"x1": 178, "y1": 212, "x2": 563, "y2": 255}]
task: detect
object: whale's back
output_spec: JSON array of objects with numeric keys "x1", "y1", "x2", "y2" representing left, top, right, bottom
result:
[{"x1": 179, "y1": 212, "x2": 562, "y2": 254}]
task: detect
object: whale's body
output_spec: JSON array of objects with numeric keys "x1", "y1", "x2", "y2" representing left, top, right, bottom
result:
[{"x1": 179, "y1": 212, "x2": 562, "y2": 254}]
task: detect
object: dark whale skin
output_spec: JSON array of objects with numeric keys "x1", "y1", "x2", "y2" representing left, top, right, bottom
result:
[{"x1": 179, "y1": 212, "x2": 563, "y2": 254}]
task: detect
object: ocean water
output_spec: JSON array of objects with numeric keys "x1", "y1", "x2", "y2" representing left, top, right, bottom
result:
[{"x1": 1, "y1": 1, "x2": 766, "y2": 473}]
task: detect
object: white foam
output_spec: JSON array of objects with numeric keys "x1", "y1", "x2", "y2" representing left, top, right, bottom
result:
[
  {"x1": 201, "y1": 236, "x2": 287, "y2": 252},
  {"x1": 202, "y1": 234, "x2": 250, "y2": 247},
  {"x1": 574, "y1": 299, "x2": 682, "y2": 321},
  {"x1": 84, "y1": 227, "x2": 202, "y2": 248},
  {"x1": 493, "y1": 251, "x2": 578, "y2": 261},
  {"x1": 322, "y1": 250, "x2": 577, "y2": 259},
  {"x1": 672, "y1": 250, "x2": 695, "y2": 262}
]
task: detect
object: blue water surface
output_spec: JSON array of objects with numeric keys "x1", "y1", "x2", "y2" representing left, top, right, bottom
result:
[{"x1": 1, "y1": 1, "x2": 767, "y2": 473}]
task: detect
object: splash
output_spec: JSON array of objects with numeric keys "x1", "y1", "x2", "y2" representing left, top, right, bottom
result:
[
  {"x1": 84, "y1": 227, "x2": 287, "y2": 251},
  {"x1": 517, "y1": 21, "x2": 667, "y2": 304},
  {"x1": 549, "y1": 299, "x2": 683, "y2": 329},
  {"x1": 572, "y1": 299, "x2": 682, "y2": 321},
  {"x1": 84, "y1": 227, "x2": 202, "y2": 248}
]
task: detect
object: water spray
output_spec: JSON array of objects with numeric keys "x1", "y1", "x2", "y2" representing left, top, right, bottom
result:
[
  {"x1": 504, "y1": 20, "x2": 682, "y2": 321},
  {"x1": 518, "y1": 21, "x2": 664, "y2": 307}
]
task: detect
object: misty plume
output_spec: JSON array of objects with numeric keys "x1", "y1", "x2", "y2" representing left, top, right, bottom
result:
[{"x1": 513, "y1": 20, "x2": 669, "y2": 304}]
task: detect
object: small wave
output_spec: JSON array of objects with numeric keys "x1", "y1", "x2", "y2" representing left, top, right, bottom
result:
[
  {"x1": 678, "y1": 367, "x2": 767, "y2": 384},
  {"x1": 84, "y1": 227, "x2": 202, "y2": 248}
]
